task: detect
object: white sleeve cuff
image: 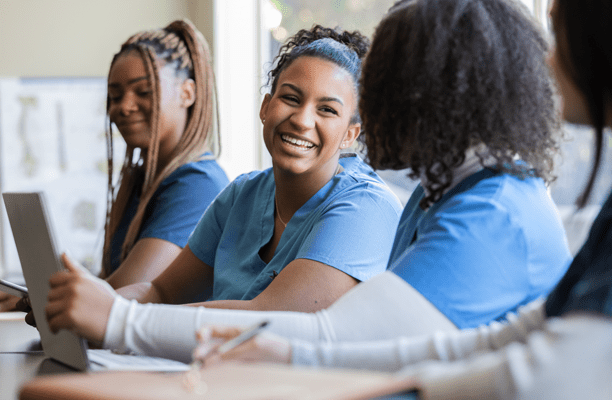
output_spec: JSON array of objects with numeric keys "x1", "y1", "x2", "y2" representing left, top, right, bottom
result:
[{"x1": 102, "y1": 296, "x2": 133, "y2": 351}]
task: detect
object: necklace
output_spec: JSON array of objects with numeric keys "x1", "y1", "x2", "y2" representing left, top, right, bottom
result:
[
  {"x1": 275, "y1": 195, "x2": 288, "y2": 227},
  {"x1": 274, "y1": 164, "x2": 342, "y2": 228}
]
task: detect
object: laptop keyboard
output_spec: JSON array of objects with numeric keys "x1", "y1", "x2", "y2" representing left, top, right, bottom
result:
[{"x1": 87, "y1": 349, "x2": 190, "y2": 371}]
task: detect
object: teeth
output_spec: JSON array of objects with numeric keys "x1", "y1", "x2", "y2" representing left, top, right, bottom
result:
[{"x1": 281, "y1": 134, "x2": 315, "y2": 149}]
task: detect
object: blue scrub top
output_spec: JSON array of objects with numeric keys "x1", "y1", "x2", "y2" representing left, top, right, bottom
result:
[
  {"x1": 110, "y1": 158, "x2": 229, "y2": 273},
  {"x1": 188, "y1": 154, "x2": 403, "y2": 302},
  {"x1": 389, "y1": 169, "x2": 572, "y2": 329}
]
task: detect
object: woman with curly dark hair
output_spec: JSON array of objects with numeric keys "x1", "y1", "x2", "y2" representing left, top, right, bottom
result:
[
  {"x1": 357, "y1": 0, "x2": 572, "y2": 329},
  {"x1": 362, "y1": 0, "x2": 558, "y2": 207},
  {"x1": 42, "y1": 25, "x2": 402, "y2": 348}
]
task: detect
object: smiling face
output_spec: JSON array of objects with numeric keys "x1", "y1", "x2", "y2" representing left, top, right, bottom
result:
[
  {"x1": 260, "y1": 56, "x2": 361, "y2": 180},
  {"x1": 107, "y1": 52, "x2": 194, "y2": 159}
]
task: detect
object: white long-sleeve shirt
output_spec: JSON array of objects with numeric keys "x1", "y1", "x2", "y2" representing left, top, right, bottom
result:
[
  {"x1": 285, "y1": 300, "x2": 612, "y2": 399},
  {"x1": 103, "y1": 272, "x2": 612, "y2": 399},
  {"x1": 406, "y1": 314, "x2": 612, "y2": 399},
  {"x1": 104, "y1": 272, "x2": 457, "y2": 363},
  {"x1": 290, "y1": 298, "x2": 547, "y2": 371}
]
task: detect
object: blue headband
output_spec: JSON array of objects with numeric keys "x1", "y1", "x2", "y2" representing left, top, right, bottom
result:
[{"x1": 290, "y1": 38, "x2": 362, "y2": 83}]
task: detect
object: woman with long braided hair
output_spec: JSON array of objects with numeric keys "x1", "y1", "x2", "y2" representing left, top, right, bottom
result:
[
  {"x1": 1, "y1": 20, "x2": 229, "y2": 313},
  {"x1": 101, "y1": 20, "x2": 228, "y2": 289}
]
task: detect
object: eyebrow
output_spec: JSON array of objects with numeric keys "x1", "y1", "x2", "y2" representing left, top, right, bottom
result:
[
  {"x1": 281, "y1": 83, "x2": 344, "y2": 106},
  {"x1": 108, "y1": 76, "x2": 149, "y2": 88}
]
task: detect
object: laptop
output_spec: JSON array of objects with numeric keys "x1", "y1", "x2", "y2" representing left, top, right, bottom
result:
[{"x1": 2, "y1": 191, "x2": 190, "y2": 372}]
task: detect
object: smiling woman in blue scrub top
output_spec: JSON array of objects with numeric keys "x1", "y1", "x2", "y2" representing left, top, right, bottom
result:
[{"x1": 44, "y1": 24, "x2": 402, "y2": 333}]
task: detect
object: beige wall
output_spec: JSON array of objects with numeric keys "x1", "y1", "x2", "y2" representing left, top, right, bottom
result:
[
  {"x1": 0, "y1": 0, "x2": 214, "y2": 77},
  {"x1": 187, "y1": 0, "x2": 214, "y2": 52},
  {"x1": 0, "y1": 0, "x2": 264, "y2": 178}
]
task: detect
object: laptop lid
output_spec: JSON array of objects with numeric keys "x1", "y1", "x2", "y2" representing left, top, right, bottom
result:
[{"x1": 3, "y1": 192, "x2": 90, "y2": 371}]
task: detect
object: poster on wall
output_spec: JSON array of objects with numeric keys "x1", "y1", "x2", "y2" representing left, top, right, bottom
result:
[{"x1": 0, "y1": 77, "x2": 123, "y2": 279}]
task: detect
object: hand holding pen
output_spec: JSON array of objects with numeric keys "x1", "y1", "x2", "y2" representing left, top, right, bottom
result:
[
  {"x1": 185, "y1": 320, "x2": 290, "y2": 393},
  {"x1": 191, "y1": 320, "x2": 291, "y2": 366},
  {"x1": 196, "y1": 320, "x2": 269, "y2": 361}
]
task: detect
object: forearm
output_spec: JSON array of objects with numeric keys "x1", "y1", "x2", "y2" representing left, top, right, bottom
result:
[
  {"x1": 198, "y1": 259, "x2": 359, "y2": 313},
  {"x1": 104, "y1": 238, "x2": 183, "y2": 290},
  {"x1": 102, "y1": 296, "x2": 335, "y2": 362},
  {"x1": 290, "y1": 299, "x2": 547, "y2": 371},
  {"x1": 411, "y1": 313, "x2": 612, "y2": 400},
  {"x1": 190, "y1": 297, "x2": 310, "y2": 311},
  {"x1": 188, "y1": 299, "x2": 259, "y2": 310},
  {"x1": 115, "y1": 282, "x2": 163, "y2": 303},
  {"x1": 0, "y1": 293, "x2": 20, "y2": 312}
]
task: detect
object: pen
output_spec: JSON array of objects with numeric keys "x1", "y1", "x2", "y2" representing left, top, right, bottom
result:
[
  {"x1": 184, "y1": 320, "x2": 269, "y2": 393},
  {"x1": 215, "y1": 320, "x2": 269, "y2": 355}
]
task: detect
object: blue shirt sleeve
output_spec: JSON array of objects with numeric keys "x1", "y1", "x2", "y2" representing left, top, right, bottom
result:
[
  {"x1": 187, "y1": 162, "x2": 403, "y2": 301},
  {"x1": 295, "y1": 182, "x2": 402, "y2": 282},
  {"x1": 139, "y1": 160, "x2": 229, "y2": 248}
]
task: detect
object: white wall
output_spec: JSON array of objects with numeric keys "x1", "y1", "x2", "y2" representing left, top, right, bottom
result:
[{"x1": 213, "y1": 0, "x2": 267, "y2": 179}]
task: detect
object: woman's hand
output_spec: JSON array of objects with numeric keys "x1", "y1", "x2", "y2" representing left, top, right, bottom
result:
[
  {"x1": 45, "y1": 253, "x2": 117, "y2": 344},
  {"x1": 193, "y1": 325, "x2": 292, "y2": 366},
  {"x1": 1, "y1": 292, "x2": 36, "y2": 327},
  {"x1": 15, "y1": 296, "x2": 37, "y2": 327},
  {"x1": 0, "y1": 292, "x2": 21, "y2": 312}
]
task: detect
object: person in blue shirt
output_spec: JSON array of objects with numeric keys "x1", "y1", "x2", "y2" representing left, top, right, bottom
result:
[
  {"x1": 358, "y1": 0, "x2": 572, "y2": 329},
  {"x1": 41, "y1": 23, "x2": 402, "y2": 334},
  {"x1": 187, "y1": 153, "x2": 400, "y2": 303},
  {"x1": 0, "y1": 20, "x2": 229, "y2": 313},
  {"x1": 100, "y1": 20, "x2": 229, "y2": 289},
  {"x1": 386, "y1": 168, "x2": 570, "y2": 329}
]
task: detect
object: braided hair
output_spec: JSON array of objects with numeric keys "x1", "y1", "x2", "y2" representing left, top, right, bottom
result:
[
  {"x1": 267, "y1": 25, "x2": 370, "y2": 125},
  {"x1": 101, "y1": 19, "x2": 219, "y2": 277}
]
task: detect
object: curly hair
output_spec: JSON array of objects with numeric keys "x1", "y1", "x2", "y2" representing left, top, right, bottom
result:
[
  {"x1": 101, "y1": 19, "x2": 219, "y2": 277},
  {"x1": 552, "y1": 0, "x2": 612, "y2": 208},
  {"x1": 266, "y1": 24, "x2": 370, "y2": 124},
  {"x1": 361, "y1": 0, "x2": 560, "y2": 208}
]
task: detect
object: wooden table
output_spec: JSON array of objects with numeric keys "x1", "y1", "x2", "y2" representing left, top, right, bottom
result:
[
  {"x1": 2, "y1": 313, "x2": 419, "y2": 400},
  {"x1": 19, "y1": 362, "x2": 419, "y2": 400},
  {"x1": 0, "y1": 312, "x2": 74, "y2": 400}
]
